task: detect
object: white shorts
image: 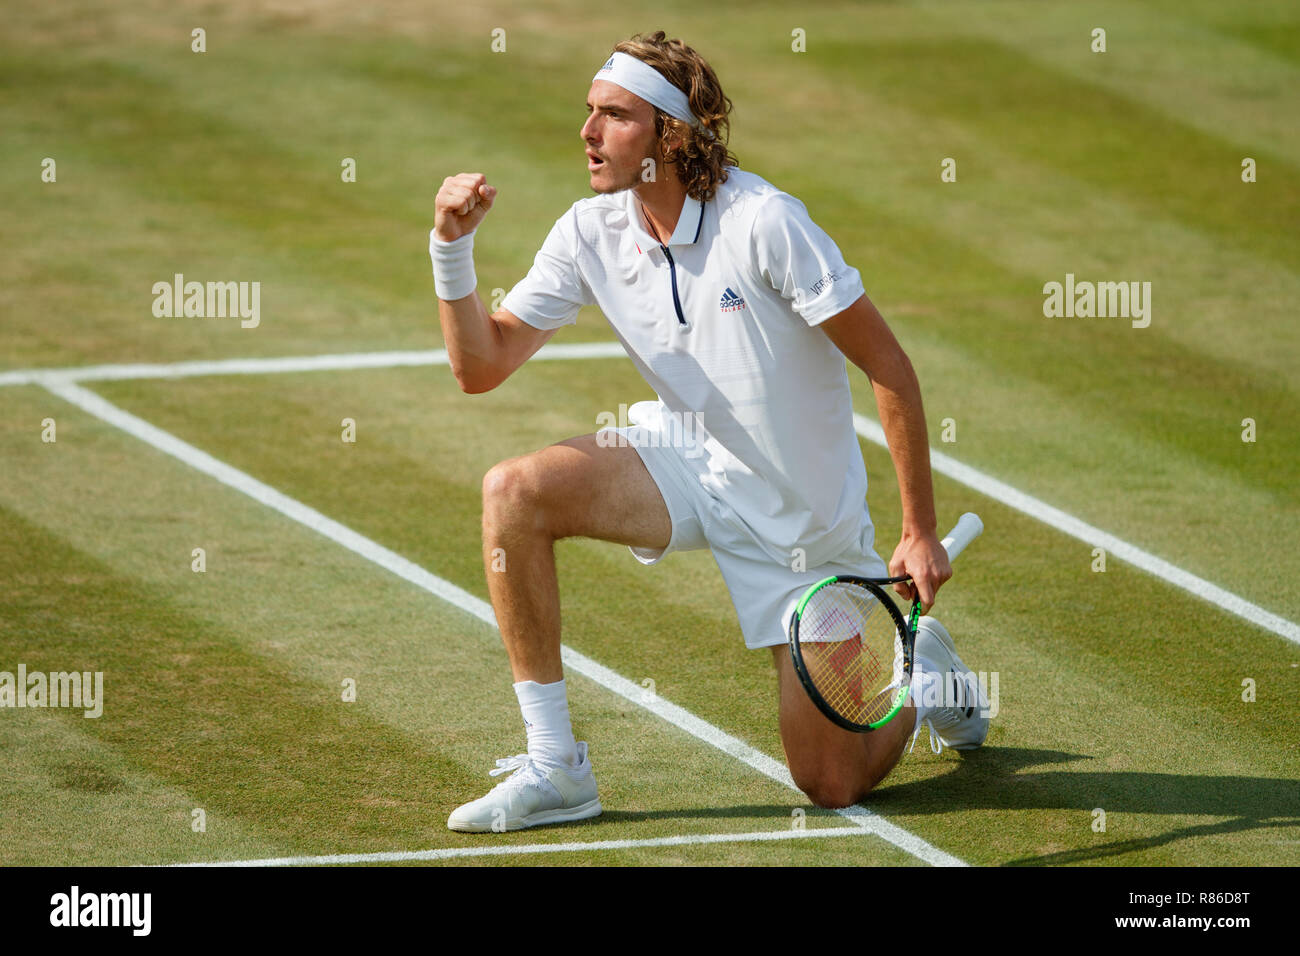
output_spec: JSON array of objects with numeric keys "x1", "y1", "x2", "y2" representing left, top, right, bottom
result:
[{"x1": 603, "y1": 422, "x2": 889, "y2": 650}]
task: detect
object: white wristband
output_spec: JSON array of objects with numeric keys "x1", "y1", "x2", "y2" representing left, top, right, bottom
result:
[{"x1": 429, "y1": 229, "x2": 478, "y2": 301}]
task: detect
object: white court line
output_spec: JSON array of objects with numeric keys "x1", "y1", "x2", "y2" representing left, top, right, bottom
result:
[
  {"x1": 853, "y1": 414, "x2": 1300, "y2": 647},
  {"x1": 167, "y1": 826, "x2": 874, "y2": 867},
  {"x1": 0, "y1": 341, "x2": 627, "y2": 387},
  {"x1": 42, "y1": 378, "x2": 964, "y2": 868}
]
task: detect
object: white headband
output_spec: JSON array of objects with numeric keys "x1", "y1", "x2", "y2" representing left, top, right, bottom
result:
[{"x1": 594, "y1": 51, "x2": 712, "y2": 137}]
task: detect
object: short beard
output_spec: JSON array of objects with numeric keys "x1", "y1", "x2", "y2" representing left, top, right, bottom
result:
[
  {"x1": 590, "y1": 150, "x2": 661, "y2": 195},
  {"x1": 590, "y1": 166, "x2": 639, "y2": 195}
]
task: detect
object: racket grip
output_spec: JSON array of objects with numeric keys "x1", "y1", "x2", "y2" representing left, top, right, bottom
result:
[{"x1": 941, "y1": 512, "x2": 983, "y2": 562}]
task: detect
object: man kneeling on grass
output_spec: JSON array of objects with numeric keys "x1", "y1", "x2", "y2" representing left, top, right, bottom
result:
[{"x1": 430, "y1": 31, "x2": 989, "y2": 832}]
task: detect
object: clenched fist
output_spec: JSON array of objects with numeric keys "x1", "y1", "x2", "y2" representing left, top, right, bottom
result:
[{"x1": 434, "y1": 173, "x2": 497, "y2": 242}]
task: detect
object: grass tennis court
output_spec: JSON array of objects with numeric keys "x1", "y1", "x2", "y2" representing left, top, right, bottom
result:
[{"x1": 2, "y1": 0, "x2": 1297, "y2": 867}]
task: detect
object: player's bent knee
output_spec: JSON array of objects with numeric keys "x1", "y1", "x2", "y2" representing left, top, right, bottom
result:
[
  {"x1": 482, "y1": 458, "x2": 546, "y2": 529},
  {"x1": 793, "y1": 771, "x2": 872, "y2": 810},
  {"x1": 800, "y1": 781, "x2": 867, "y2": 810}
]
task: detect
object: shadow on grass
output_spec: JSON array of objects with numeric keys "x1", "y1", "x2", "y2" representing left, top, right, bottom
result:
[
  {"x1": 866, "y1": 746, "x2": 1300, "y2": 864},
  {"x1": 1001, "y1": 817, "x2": 1300, "y2": 866}
]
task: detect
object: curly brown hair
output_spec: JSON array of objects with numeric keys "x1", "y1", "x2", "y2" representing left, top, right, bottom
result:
[{"x1": 611, "y1": 31, "x2": 739, "y2": 202}]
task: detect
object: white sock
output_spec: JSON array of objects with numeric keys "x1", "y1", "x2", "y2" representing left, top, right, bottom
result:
[
  {"x1": 513, "y1": 678, "x2": 578, "y2": 770},
  {"x1": 910, "y1": 655, "x2": 943, "y2": 731}
]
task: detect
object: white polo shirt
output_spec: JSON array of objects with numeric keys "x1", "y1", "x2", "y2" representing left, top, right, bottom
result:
[{"x1": 501, "y1": 167, "x2": 871, "y2": 568}]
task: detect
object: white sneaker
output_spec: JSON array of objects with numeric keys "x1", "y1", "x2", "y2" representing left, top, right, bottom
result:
[
  {"x1": 912, "y1": 618, "x2": 989, "y2": 753},
  {"x1": 447, "y1": 741, "x2": 601, "y2": 833}
]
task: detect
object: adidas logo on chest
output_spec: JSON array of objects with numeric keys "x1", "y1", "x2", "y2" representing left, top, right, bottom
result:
[{"x1": 719, "y1": 287, "x2": 747, "y2": 313}]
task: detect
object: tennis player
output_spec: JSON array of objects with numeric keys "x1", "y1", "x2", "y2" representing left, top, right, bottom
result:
[{"x1": 431, "y1": 32, "x2": 989, "y2": 832}]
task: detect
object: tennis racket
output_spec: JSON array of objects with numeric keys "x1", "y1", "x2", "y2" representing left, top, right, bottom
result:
[{"x1": 787, "y1": 512, "x2": 983, "y2": 733}]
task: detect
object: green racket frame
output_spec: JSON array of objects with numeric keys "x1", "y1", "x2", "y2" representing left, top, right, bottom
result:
[{"x1": 788, "y1": 574, "x2": 922, "y2": 734}]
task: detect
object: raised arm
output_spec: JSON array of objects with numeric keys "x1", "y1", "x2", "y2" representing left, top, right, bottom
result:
[
  {"x1": 819, "y1": 293, "x2": 952, "y2": 610},
  {"x1": 432, "y1": 173, "x2": 556, "y2": 393},
  {"x1": 437, "y1": 295, "x2": 555, "y2": 394}
]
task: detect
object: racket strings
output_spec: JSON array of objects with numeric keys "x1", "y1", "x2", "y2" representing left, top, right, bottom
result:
[{"x1": 798, "y1": 583, "x2": 906, "y2": 725}]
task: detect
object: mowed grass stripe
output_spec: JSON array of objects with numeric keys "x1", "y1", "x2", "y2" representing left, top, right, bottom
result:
[
  {"x1": 0, "y1": 16, "x2": 622, "y2": 369},
  {"x1": 711, "y1": 0, "x2": 1300, "y2": 166},
  {"x1": 814, "y1": 35, "x2": 1300, "y2": 272},
  {"x1": 89, "y1": 367, "x2": 1300, "y2": 865},
  {"x1": 0, "y1": 51, "x2": 491, "y2": 366},
  {"x1": 0, "y1": 697, "x2": 275, "y2": 866},
  {"x1": 0, "y1": 505, "x2": 465, "y2": 865},
  {"x1": 0, "y1": 385, "x2": 905, "y2": 867},
  {"x1": 922, "y1": 0, "x2": 1300, "y2": 165}
]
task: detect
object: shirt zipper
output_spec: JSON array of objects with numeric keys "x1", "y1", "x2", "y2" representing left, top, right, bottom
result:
[{"x1": 658, "y1": 242, "x2": 688, "y2": 325}]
